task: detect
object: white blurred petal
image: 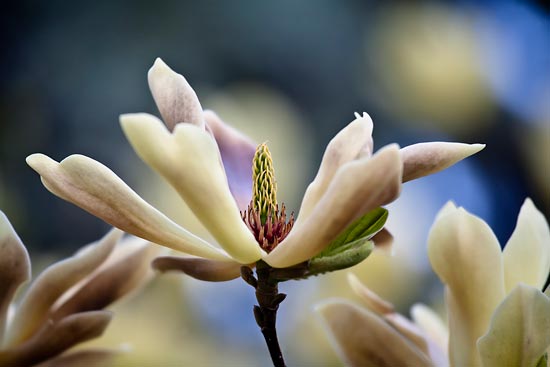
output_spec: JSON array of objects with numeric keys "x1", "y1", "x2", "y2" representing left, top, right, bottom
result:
[
  {"x1": 428, "y1": 207, "x2": 505, "y2": 367},
  {"x1": 503, "y1": 198, "x2": 550, "y2": 293},
  {"x1": 477, "y1": 284, "x2": 550, "y2": 367}
]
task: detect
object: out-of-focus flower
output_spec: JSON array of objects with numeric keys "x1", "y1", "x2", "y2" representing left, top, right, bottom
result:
[
  {"x1": 0, "y1": 211, "x2": 158, "y2": 367},
  {"x1": 26, "y1": 58, "x2": 484, "y2": 280},
  {"x1": 316, "y1": 199, "x2": 550, "y2": 367}
]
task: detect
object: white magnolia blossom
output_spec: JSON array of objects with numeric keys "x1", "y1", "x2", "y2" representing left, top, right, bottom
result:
[
  {"x1": 0, "y1": 211, "x2": 159, "y2": 367},
  {"x1": 317, "y1": 199, "x2": 550, "y2": 367},
  {"x1": 27, "y1": 58, "x2": 484, "y2": 280}
]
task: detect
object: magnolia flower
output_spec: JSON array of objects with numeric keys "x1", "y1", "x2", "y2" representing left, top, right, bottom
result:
[
  {"x1": 26, "y1": 58, "x2": 484, "y2": 281},
  {"x1": 0, "y1": 211, "x2": 158, "y2": 367},
  {"x1": 316, "y1": 199, "x2": 550, "y2": 367}
]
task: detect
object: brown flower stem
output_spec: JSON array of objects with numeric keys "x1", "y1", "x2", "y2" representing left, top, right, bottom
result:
[{"x1": 242, "y1": 261, "x2": 287, "y2": 367}]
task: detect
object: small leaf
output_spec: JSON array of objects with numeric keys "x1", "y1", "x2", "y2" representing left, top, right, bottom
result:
[
  {"x1": 317, "y1": 207, "x2": 387, "y2": 257},
  {"x1": 535, "y1": 353, "x2": 547, "y2": 367},
  {"x1": 307, "y1": 239, "x2": 374, "y2": 277}
]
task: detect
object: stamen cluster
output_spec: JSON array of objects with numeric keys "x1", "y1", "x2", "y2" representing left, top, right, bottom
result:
[{"x1": 242, "y1": 203, "x2": 294, "y2": 252}]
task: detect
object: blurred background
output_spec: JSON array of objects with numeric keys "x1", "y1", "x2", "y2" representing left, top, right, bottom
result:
[{"x1": 1, "y1": 0, "x2": 548, "y2": 365}]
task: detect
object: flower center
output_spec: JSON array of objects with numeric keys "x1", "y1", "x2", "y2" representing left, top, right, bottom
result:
[{"x1": 242, "y1": 142, "x2": 294, "y2": 252}]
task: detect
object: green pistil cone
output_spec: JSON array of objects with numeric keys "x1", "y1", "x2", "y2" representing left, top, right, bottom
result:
[{"x1": 252, "y1": 143, "x2": 277, "y2": 225}]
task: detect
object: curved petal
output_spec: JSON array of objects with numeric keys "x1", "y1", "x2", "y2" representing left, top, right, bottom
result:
[
  {"x1": 315, "y1": 300, "x2": 434, "y2": 367},
  {"x1": 147, "y1": 58, "x2": 204, "y2": 130},
  {"x1": 503, "y1": 198, "x2": 550, "y2": 293},
  {"x1": 400, "y1": 142, "x2": 485, "y2": 183},
  {"x1": 152, "y1": 256, "x2": 243, "y2": 282},
  {"x1": 26, "y1": 153, "x2": 229, "y2": 261},
  {"x1": 264, "y1": 144, "x2": 402, "y2": 268},
  {"x1": 120, "y1": 113, "x2": 263, "y2": 263},
  {"x1": 371, "y1": 228, "x2": 394, "y2": 254},
  {"x1": 477, "y1": 284, "x2": 550, "y2": 367},
  {"x1": 0, "y1": 211, "x2": 31, "y2": 345},
  {"x1": 0, "y1": 311, "x2": 111, "y2": 367},
  {"x1": 35, "y1": 348, "x2": 120, "y2": 367},
  {"x1": 204, "y1": 110, "x2": 256, "y2": 211},
  {"x1": 294, "y1": 113, "x2": 373, "y2": 227},
  {"x1": 348, "y1": 273, "x2": 394, "y2": 314},
  {"x1": 411, "y1": 304, "x2": 449, "y2": 367},
  {"x1": 428, "y1": 207, "x2": 505, "y2": 367},
  {"x1": 50, "y1": 238, "x2": 158, "y2": 321},
  {"x1": 5, "y1": 229, "x2": 120, "y2": 347}
]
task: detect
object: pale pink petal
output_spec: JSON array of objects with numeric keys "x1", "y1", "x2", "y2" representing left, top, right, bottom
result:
[
  {"x1": 5, "y1": 229, "x2": 120, "y2": 347},
  {"x1": 428, "y1": 206, "x2": 505, "y2": 367},
  {"x1": 204, "y1": 110, "x2": 256, "y2": 211},
  {"x1": 0, "y1": 211, "x2": 31, "y2": 344},
  {"x1": 26, "y1": 153, "x2": 229, "y2": 261},
  {"x1": 147, "y1": 58, "x2": 204, "y2": 130},
  {"x1": 0, "y1": 311, "x2": 111, "y2": 367},
  {"x1": 315, "y1": 300, "x2": 434, "y2": 367},
  {"x1": 400, "y1": 142, "x2": 485, "y2": 183},
  {"x1": 50, "y1": 239, "x2": 158, "y2": 321},
  {"x1": 502, "y1": 198, "x2": 550, "y2": 293},
  {"x1": 120, "y1": 113, "x2": 263, "y2": 263},
  {"x1": 294, "y1": 113, "x2": 374, "y2": 227},
  {"x1": 35, "y1": 348, "x2": 120, "y2": 367},
  {"x1": 264, "y1": 144, "x2": 402, "y2": 268},
  {"x1": 152, "y1": 256, "x2": 243, "y2": 282}
]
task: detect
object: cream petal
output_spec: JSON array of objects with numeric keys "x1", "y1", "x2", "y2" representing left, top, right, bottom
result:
[
  {"x1": 0, "y1": 211, "x2": 31, "y2": 345},
  {"x1": 0, "y1": 311, "x2": 111, "y2": 367},
  {"x1": 204, "y1": 110, "x2": 256, "y2": 211},
  {"x1": 4, "y1": 229, "x2": 120, "y2": 347},
  {"x1": 294, "y1": 113, "x2": 374, "y2": 227},
  {"x1": 120, "y1": 113, "x2": 263, "y2": 263},
  {"x1": 428, "y1": 207, "x2": 505, "y2": 367},
  {"x1": 315, "y1": 300, "x2": 434, "y2": 367},
  {"x1": 147, "y1": 57, "x2": 204, "y2": 130},
  {"x1": 152, "y1": 255, "x2": 243, "y2": 282},
  {"x1": 35, "y1": 348, "x2": 119, "y2": 367},
  {"x1": 50, "y1": 239, "x2": 158, "y2": 321},
  {"x1": 26, "y1": 153, "x2": 229, "y2": 261},
  {"x1": 477, "y1": 284, "x2": 550, "y2": 367},
  {"x1": 348, "y1": 273, "x2": 394, "y2": 314},
  {"x1": 503, "y1": 198, "x2": 550, "y2": 293},
  {"x1": 264, "y1": 144, "x2": 402, "y2": 268},
  {"x1": 400, "y1": 142, "x2": 485, "y2": 183}
]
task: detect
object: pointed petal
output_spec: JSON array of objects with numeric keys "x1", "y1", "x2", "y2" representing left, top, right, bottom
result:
[
  {"x1": 265, "y1": 144, "x2": 402, "y2": 268},
  {"x1": 0, "y1": 311, "x2": 111, "y2": 367},
  {"x1": 503, "y1": 198, "x2": 550, "y2": 293},
  {"x1": 400, "y1": 142, "x2": 485, "y2": 183},
  {"x1": 152, "y1": 255, "x2": 243, "y2": 282},
  {"x1": 372, "y1": 228, "x2": 394, "y2": 254},
  {"x1": 35, "y1": 348, "x2": 120, "y2": 367},
  {"x1": 5, "y1": 229, "x2": 120, "y2": 347},
  {"x1": 120, "y1": 113, "x2": 263, "y2": 263},
  {"x1": 50, "y1": 238, "x2": 158, "y2": 320},
  {"x1": 428, "y1": 207, "x2": 505, "y2": 367},
  {"x1": 315, "y1": 300, "x2": 434, "y2": 367},
  {"x1": 26, "y1": 153, "x2": 229, "y2": 261},
  {"x1": 295, "y1": 113, "x2": 374, "y2": 227},
  {"x1": 0, "y1": 211, "x2": 31, "y2": 344},
  {"x1": 204, "y1": 110, "x2": 256, "y2": 211},
  {"x1": 147, "y1": 57, "x2": 204, "y2": 130},
  {"x1": 477, "y1": 284, "x2": 550, "y2": 367}
]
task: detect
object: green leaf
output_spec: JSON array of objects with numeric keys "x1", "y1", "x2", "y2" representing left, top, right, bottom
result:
[
  {"x1": 535, "y1": 353, "x2": 547, "y2": 367},
  {"x1": 317, "y1": 207, "x2": 387, "y2": 257},
  {"x1": 307, "y1": 239, "x2": 374, "y2": 277}
]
